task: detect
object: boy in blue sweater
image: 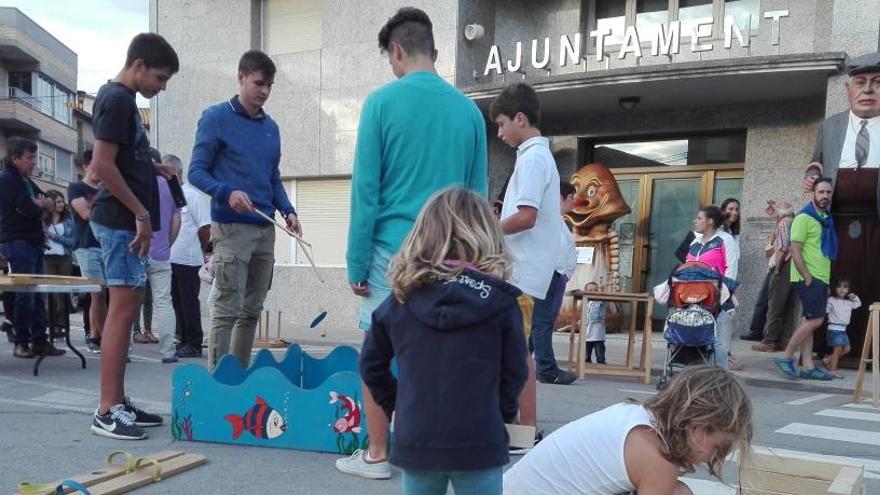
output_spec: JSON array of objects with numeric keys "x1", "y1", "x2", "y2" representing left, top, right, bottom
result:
[
  {"x1": 339, "y1": 7, "x2": 487, "y2": 480},
  {"x1": 189, "y1": 50, "x2": 300, "y2": 369}
]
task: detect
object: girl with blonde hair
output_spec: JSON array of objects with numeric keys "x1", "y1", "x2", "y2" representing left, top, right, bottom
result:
[
  {"x1": 503, "y1": 365, "x2": 753, "y2": 495},
  {"x1": 359, "y1": 187, "x2": 529, "y2": 495}
]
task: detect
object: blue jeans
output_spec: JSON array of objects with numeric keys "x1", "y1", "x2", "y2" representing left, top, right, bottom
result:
[
  {"x1": 713, "y1": 310, "x2": 730, "y2": 369},
  {"x1": 402, "y1": 467, "x2": 502, "y2": 495},
  {"x1": 90, "y1": 222, "x2": 148, "y2": 288},
  {"x1": 533, "y1": 271, "x2": 562, "y2": 379},
  {"x1": 357, "y1": 245, "x2": 393, "y2": 331},
  {"x1": 1, "y1": 240, "x2": 48, "y2": 344}
]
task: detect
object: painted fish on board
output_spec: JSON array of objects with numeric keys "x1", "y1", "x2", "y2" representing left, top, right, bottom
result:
[
  {"x1": 224, "y1": 396, "x2": 287, "y2": 440},
  {"x1": 329, "y1": 391, "x2": 362, "y2": 434}
]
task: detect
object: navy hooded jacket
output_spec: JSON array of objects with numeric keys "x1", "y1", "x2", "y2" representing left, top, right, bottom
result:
[{"x1": 360, "y1": 268, "x2": 529, "y2": 471}]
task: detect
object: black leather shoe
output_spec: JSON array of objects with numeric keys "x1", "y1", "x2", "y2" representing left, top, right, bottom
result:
[
  {"x1": 31, "y1": 342, "x2": 66, "y2": 356},
  {"x1": 740, "y1": 332, "x2": 763, "y2": 342}
]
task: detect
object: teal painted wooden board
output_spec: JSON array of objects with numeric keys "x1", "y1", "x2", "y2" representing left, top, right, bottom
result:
[{"x1": 172, "y1": 344, "x2": 368, "y2": 455}]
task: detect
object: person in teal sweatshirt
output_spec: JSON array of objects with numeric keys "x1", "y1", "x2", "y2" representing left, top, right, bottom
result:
[{"x1": 338, "y1": 7, "x2": 487, "y2": 482}]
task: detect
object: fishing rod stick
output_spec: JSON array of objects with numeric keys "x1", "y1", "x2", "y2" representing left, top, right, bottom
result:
[
  {"x1": 295, "y1": 237, "x2": 324, "y2": 284},
  {"x1": 253, "y1": 209, "x2": 312, "y2": 248}
]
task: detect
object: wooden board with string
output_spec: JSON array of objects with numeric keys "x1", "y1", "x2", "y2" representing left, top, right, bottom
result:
[
  {"x1": 14, "y1": 451, "x2": 205, "y2": 495},
  {"x1": 740, "y1": 452, "x2": 865, "y2": 495}
]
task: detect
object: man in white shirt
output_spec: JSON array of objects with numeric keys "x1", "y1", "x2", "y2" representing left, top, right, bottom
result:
[{"x1": 166, "y1": 154, "x2": 212, "y2": 359}]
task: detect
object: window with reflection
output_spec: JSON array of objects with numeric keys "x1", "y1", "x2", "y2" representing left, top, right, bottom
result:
[
  {"x1": 679, "y1": 0, "x2": 714, "y2": 35},
  {"x1": 590, "y1": 133, "x2": 746, "y2": 167},
  {"x1": 596, "y1": 0, "x2": 626, "y2": 45},
  {"x1": 636, "y1": 0, "x2": 669, "y2": 41},
  {"x1": 724, "y1": 0, "x2": 761, "y2": 31}
]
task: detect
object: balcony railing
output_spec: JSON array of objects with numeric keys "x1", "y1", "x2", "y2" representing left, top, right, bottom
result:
[{"x1": 7, "y1": 86, "x2": 42, "y2": 111}]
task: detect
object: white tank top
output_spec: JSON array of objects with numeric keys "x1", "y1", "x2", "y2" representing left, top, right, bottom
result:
[{"x1": 503, "y1": 403, "x2": 655, "y2": 495}]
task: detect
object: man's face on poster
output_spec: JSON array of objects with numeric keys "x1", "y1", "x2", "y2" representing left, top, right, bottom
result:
[{"x1": 846, "y1": 72, "x2": 880, "y2": 119}]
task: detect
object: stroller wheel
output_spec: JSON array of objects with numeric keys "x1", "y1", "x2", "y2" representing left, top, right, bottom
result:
[{"x1": 656, "y1": 376, "x2": 668, "y2": 391}]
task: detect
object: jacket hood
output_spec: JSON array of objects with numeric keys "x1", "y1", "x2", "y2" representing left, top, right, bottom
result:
[{"x1": 404, "y1": 268, "x2": 522, "y2": 330}]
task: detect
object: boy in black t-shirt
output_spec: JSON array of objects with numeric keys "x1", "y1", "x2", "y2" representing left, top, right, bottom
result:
[
  {"x1": 68, "y1": 149, "x2": 105, "y2": 354},
  {"x1": 89, "y1": 33, "x2": 179, "y2": 440}
]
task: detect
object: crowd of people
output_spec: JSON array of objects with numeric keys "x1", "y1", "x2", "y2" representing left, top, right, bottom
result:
[{"x1": 1, "y1": 5, "x2": 877, "y2": 495}]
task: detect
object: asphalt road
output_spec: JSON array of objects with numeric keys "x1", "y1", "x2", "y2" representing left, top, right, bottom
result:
[{"x1": 1, "y1": 338, "x2": 878, "y2": 494}]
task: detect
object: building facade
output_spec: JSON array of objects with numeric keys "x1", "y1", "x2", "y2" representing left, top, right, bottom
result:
[
  {"x1": 151, "y1": 0, "x2": 880, "y2": 332},
  {"x1": 0, "y1": 7, "x2": 79, "y2": 192}
]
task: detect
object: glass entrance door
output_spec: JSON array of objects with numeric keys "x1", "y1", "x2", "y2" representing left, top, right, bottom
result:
[
  {"x1": 645, "y1": 177, "x2": 702, "y2": 318},
  {"x1": 611, "y1": 167, "x2": 743, "y2": 305}
]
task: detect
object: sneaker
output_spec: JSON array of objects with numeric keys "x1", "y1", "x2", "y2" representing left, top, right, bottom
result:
[
  {"x1": 176, "y1": 345, "x2": 202, "y2": 358},
  {"x1": 799, "y1": 367, "x2": 833, "y2": 381},
  {"x1": 335, "y1": 449, "x2": 392, "y2": 480},
  {"x1": 510, "y1": 430, "x2": 544, "y2": 455},
  {"x1": 13, "y1": 343, "x2": 34, "y2": 359},
  {"x1": 122, "y1": 397, "x2": 163, "y2": 427},
  {"x1": 538, "y1": 369, "x2": 577, "y2": 385},
  {"x1": 32, "y1": 342, "x2": 66, "y2": 356},
  {"x1": 132, "y1": 332, "x2": 151, "y2": 344},
  {"x1": 86, "y1": 339, "x2": 102, "y2": 354},
  {"x1": 773, "y1": 357, "x2": 798, "y2": 380},
  {"x1": 162, "y1": 357, "x2": 178, "y2": 364},
  {"x1": 91, "y1": 404, "x2": 146, "y2": 440}
]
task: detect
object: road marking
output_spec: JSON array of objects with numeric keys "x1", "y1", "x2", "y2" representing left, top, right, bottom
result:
[
  {"x1": 843, "y1": 402, "x2": 880, "y2": 410},
  {"x1": 815, "y1": 408, "x2": 880, "y2": 422},
  {"x1": 619, "y1": 388, "x2": 655, "y2": 396},
  {"x1": 0, "y1": 397, "x2": 96, "y2": 415},
  {"x1": 748, "y1": 445, "x2": 880, "y2": 479},
  {"x1": 784, "y1": 393, "x2": 834, "y2": 406},
  {"x1": 776, "y1": 422, "x2": 880, "y2": 447},
  {"x1": 680, "y1": 478, "x2": 736, "y2": 494},
  {"x1": 0, "y1": 376, "x2": 168, "y2": 412}
]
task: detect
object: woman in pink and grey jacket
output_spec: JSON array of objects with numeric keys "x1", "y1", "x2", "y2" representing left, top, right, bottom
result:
[{"x1": 685, "y1": 205, "x2": 740, "y2": 369}]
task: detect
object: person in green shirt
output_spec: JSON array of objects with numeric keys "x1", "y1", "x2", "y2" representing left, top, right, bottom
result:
[
  {"x1": 774, "y1": 178, "x2": 836, "y2": 381},
  {"x1": 339, "y1": 7, "x2": 488, "y2": 481}
]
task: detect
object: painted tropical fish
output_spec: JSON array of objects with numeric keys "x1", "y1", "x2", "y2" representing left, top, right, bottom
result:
[
  {"x1": 224, "y1": 396, "x2": 287, "y2": 440},
  {"x1": 329, "y1": 391, "x2": 362, "y2": 434},
  {"x1": 566, "y1": 163, "x2": 631, "y2": 237}
]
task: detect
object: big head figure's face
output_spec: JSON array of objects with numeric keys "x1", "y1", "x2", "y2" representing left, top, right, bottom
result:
[{"x1": 847, "y1": 72, "x2": 880, "y2": 119}]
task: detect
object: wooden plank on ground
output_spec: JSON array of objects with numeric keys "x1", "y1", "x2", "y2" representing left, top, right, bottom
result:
[{"x1": 88, "y1": 453, "x2": 206, "y2": 495}]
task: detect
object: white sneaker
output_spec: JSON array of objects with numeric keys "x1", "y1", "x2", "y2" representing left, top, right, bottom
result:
[{"x1": 335, "y1": 449, "x2": 391, "y2": 480}]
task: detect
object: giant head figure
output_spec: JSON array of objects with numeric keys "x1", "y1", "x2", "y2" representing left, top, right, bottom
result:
[{"x1": 566, "y1": 163, "x2": 631, "y2": 239}]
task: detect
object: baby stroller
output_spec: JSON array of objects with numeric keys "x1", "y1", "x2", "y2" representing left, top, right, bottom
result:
[{"x1": 655, "y1": 262, "x2": 727, "y2": 390}]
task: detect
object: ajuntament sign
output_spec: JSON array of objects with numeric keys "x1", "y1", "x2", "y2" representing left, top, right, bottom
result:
[{"x1": 483, "y1": 10, "x2": 790, "y2": 76}]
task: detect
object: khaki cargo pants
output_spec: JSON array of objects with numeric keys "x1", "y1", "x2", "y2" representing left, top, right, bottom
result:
[{"x1": 207, "y1": 222, "x2": 275, "y2": 369}]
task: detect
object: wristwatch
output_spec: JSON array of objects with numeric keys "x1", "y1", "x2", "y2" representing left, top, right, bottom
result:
[{"x1": 135, "y1": 211, "x2": 150, "y2": 223}]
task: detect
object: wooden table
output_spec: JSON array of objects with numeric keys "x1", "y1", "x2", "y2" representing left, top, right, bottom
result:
[
  {"x1": 0, "y1": 274, "x2": 102, "y2": 376},
  {"x1": 567, "y1": 290, "x2": 654, "y2": 384},
  {"x1": 854, "y1": 302, "x2": 880, "y2": 408}
]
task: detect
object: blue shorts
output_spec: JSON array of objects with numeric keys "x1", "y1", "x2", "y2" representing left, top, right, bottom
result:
[
  {"x1": 793, "y1": 280, "x2": 827, "y2": 320},
  {"x1": 827, "y1": 326, "x2": 851, "y2": 347},
  {"x1": 90, "y1": 222, "x2": 149, "y2": 288},
  {"x1": 357, "y1": 245, "x2": 394, "y2": 331},
  {"x1": 74, "y1": 247, "x2": 105, "y2": 282}
]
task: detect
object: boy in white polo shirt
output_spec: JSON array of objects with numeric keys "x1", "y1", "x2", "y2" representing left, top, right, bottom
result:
[{"x1": 492, "y1": 82, "x2": 576, "y2": 451}]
